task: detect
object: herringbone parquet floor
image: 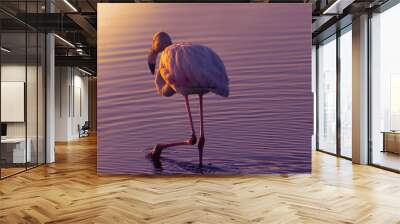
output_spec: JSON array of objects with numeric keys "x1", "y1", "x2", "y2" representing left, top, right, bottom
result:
[{"x1": 1, "y1": 135, "x2": 400, "y2": 224}]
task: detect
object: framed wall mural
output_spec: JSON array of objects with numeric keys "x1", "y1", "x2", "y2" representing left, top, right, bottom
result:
[{"x1": 98, "y1": 3, "x2": 313, "y2": 174}]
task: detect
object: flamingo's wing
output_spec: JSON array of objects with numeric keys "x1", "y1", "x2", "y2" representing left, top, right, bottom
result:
[
  {"x1": 159, "y1": 43, "x2": 229, "y2": 97},
  {"x1": 155, "y1": 67, "x2": 175, "y2": 97}
]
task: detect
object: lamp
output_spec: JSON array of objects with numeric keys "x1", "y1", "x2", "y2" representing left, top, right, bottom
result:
[
  {"x1": 1, "y1": 47, "x2": 11, "y2": 53},
  {"x1": 54, "y1": 34, "x2": 75, "y2": 48},
  {"x1": 63, "y1": 0, "x2": 78, "y2": 12}
]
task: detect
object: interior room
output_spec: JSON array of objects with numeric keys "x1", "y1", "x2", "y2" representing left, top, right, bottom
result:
[
  {"x1": 370, "y1": 2, "x2": 400, "y2": 171},
  {"x1": 0, "y1": 0, "x2": 400, "y2": 223}
]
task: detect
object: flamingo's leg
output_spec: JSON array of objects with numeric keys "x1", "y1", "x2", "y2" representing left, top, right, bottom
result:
[
  {"x1": 198, "y1": 94, "x2": 205, "y2": 167},
  {"x1": 185, "y1": 95, "x2": 197, "y2": 144},
  {"x1": 149, "y1": 95, "x2": 197, "y2": 160}
]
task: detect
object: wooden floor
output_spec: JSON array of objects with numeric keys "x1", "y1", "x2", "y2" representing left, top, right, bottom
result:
[
  {"x1": 1, "y1": 135, "x2": 400, "y2": 224},
  {"x1": 372, "y1": 150, "x2": 400, "y2": 171},
  {"x1": 1, "y1": 167, "x2": 26, "y2": 178}
]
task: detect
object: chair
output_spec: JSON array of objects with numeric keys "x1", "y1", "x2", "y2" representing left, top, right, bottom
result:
[{"x1": 79, "y1": 121, "x2": 90, "y2": 138}]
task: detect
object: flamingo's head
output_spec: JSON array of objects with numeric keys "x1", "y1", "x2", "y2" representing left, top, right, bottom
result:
[{"x1": 148, "y1": 32, "x2": 172, "y2": 75}]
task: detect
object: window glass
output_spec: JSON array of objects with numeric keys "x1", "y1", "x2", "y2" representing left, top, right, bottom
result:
[
  {"x1": 340, "y1": 28, "x2": 352, "y2": 158},
  {"x1": 371, "y1": 3, "x2": 400, "y2": 170},
  {"x1": 318, "y1": 35, "x2": 337, "y2": 154}
]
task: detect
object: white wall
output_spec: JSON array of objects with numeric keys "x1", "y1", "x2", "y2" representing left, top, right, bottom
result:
[
  {"x1": 1, "y1": 64, "x2": 26, "y2": 81},
  {"x1": 55, "y1": 67, "x2": 89, "y2": 141},
  {"x1": 1, "y1": 65, "x2": 37, "y2": 138},
  {"x1": 1, "y1": 82, "x2": 25, "y2": 122},
  {"x1": 55, "y1": 66, "x2": 70, "y2": 141},
  {"x1": 72, "y1": 73, "x2": 89, "y2": 138}
]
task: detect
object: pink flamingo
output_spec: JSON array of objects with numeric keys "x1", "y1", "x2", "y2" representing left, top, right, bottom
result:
[{"x1": 147, "y1": 32, "x2": 229, "y2": 167}]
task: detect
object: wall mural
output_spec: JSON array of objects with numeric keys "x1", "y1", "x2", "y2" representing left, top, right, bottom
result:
[{"x1": 98, "y1": 3, "x2": 313, "y2": 174}]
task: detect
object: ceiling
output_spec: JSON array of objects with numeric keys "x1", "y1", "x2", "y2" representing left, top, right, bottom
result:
[{"x1": 0, "y1": 0, "x2": 394, "y2": 74}]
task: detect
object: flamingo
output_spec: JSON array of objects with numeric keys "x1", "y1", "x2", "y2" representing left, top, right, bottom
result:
[{"x1": 147, "y1": 32, "x2": 229, "y2": 167}]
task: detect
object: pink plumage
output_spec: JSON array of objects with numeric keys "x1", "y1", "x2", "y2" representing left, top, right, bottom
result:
[{"x1": 155, "y1": 43, "x2": 229, "y2": 97}]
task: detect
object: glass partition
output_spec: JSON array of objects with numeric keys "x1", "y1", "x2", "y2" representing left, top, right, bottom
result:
[
  {"x1": 0, "y1": 2, "x2": 46, "y2": 179},
  {"x1": 1, "y1": 30, "x2": 28, "y2": 177}
]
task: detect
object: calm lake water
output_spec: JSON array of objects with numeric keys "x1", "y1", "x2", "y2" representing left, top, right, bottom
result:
[{"x1": 98, "y1": 4, "x2": 313, "y2": 174}]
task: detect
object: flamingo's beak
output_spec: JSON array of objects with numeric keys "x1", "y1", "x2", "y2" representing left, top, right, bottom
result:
[
  {"x1": 148, "y1": 49, "x2": 157, "y2": 75},
  {"x1": 148, "y1": 63, "x2": 155, "y2": 75}
]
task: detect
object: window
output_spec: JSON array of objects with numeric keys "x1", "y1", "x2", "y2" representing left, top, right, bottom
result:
[
  {"x1": 339, "y1": 27, "x2": 352, "y2": 158},
  {"x1": 370, "y1": 3, "x2": 400, "y2": 171},
  {"x1": 316, "y1": 25, "x2": 353, "y2": 159},
  {"x1": 317, "y1": 35, "x2": 337, "y2": 154}
]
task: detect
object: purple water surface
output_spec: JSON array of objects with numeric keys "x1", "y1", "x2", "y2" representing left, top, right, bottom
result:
[{"x1": 97, "y1": 3, "x2": 313, "y2": 174}]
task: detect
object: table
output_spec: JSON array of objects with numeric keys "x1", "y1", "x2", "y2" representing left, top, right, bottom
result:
[
  {"x1": 382, "y1": 131, "x2": 400, "y2": 154},
  {"x1": 1, "y1": 138, "x2": 32, "y2": 163}
]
